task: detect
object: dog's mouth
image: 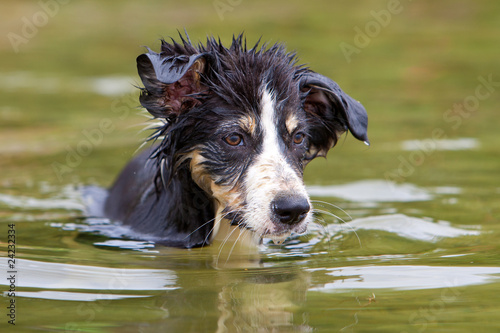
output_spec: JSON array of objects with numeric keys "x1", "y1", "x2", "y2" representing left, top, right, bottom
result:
[
  {"x1": 263, "y1": 220, "x2": 309, "y2": 243},
  {"x1": 266, "y1": 233, "x2": 291, "y2": 245},
  {"x1": 222, "y1": 208, "x2": 309, "y2": 245}
]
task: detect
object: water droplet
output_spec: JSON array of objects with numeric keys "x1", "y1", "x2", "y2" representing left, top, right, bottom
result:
[{"x1": 272, "y1": 238, "x2": 285, "y2": 245}]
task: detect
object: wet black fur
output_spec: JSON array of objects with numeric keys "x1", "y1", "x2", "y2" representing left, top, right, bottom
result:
[{"x1": 103, "y1": 33, "x2": 368, "y2": 248}]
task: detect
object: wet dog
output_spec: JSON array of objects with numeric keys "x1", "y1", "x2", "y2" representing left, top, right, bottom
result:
[{"x1": 102, "y1": 34, "x2": 368, "y2": 248}]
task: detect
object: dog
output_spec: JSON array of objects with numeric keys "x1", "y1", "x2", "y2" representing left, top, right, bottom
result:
[{"x1": 102, "y1": 33, "x2": 368, "y2": 248}]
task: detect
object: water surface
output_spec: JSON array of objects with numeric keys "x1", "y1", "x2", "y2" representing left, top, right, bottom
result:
[{"x1": 1, "y1": 177, "x2": 499, "y2": 332}]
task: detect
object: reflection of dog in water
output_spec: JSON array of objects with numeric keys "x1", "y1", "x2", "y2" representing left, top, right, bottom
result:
[
  {"x1": 152, "y1": 266, "x2": 311, "y2": 332},
  {"x1": 102, "y1": 33, "x2": 369, "y2": 248}
]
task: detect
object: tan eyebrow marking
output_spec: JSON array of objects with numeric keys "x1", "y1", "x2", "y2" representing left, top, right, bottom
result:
[
  {"x1": 285, "y1": 114, "x2": 299, "y2": 134},
  {"x1": 238, "y1": 115, "x2": 257, "y2": 135}
]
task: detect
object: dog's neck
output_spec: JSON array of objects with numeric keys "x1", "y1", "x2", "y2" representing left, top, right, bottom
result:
[
  {"x1": 152, "y1": 165, "x2": 215, "y2": 247},
  {"x1": 211, "y1": 205, "x2": 260, "y2": 246},
  {"x1": 157, "y1": 166, "x2": 261, "y2": 250}
]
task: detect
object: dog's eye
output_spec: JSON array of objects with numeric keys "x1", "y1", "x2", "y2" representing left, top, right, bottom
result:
[
  {"x1": 224, "y1": 133, "x2": 244, "y2": 146},
  {"x1": 292, "y1": 132, "x2": 305, "y2": 145}
]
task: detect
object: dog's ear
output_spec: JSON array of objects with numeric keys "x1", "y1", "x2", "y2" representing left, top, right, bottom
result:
[
  {"x1": 301, "y1": 72, "x2": 369, "y2": 160},
  {"x1": 137, "y1": 50, "x2": 207, "y2": 118}
]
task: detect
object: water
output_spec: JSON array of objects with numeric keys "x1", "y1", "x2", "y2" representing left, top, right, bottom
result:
[
  {"x1": 1, "y1": 176, "x2": 500, "y2": 332},
  {"x1": 2, "y1": 1, "x2": 500, "y2": 330}
]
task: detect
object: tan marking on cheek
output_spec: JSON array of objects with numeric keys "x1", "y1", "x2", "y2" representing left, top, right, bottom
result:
[
  {"x1": 188, "y1": 150, "x2": 212, "y2": 194},
  {"x1": 210, "y1": 183, "x2": 244, "y2": 208},
  {"x1": 210, "y1": 185, "x2": 245, "y2": 244},
  {"x1": 238, "y1": 115, "x2": 257, "y2": 136},
  {"x1": 189, "y1": 150, "x2": 244, "y2": 209},
  {"x1": 285, "y1": 114, "x2": 299, "y2": 134}
]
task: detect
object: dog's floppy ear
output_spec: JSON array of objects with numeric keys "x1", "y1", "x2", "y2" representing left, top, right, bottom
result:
[
  {"x1": 137, "y1": 50, "x2": 207, "y2": 118},
  {"x1": 301, "y1": 72, "x2": 369, "y2": 159}
]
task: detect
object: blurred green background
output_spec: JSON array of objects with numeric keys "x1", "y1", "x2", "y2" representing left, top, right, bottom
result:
[{"x1": 1, "y1": 0, "x2": 499, "y2": 215}]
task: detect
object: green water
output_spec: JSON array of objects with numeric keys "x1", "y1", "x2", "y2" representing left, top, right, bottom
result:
[{"x1": 1, "y1": 0, "x2": 500, "y2": 332}]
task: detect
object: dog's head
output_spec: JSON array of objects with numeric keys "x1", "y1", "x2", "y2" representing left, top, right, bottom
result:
[{"x1": 137, "y1": 34, "x2": 368, "y2": 244}]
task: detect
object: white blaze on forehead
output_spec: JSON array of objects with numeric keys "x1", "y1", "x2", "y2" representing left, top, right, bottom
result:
[
  {"x1": 260, "y1": 90, "x2": 281, "y2": 157},
  {"x1": 259, "y1": 90, "x2": 300, "y2": 180}
]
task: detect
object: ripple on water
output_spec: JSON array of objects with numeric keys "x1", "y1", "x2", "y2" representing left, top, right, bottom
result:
[
  {"x1": 307, "y1": 180, "x2": 433, "y2": 202},
  {"x1": 0, "y1": 258, "x2": 178, "y2": 301},
  {"x1": 327, "y1": 214, "x2": 480, "y2": 242},
  {"x1": 308, "y1": 265, "x2": 500, "y2": 292}
]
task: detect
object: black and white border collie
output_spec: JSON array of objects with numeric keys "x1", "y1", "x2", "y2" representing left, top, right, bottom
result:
[{"x1": 102, "y1": 34, "x2": 368, "y2": 248}]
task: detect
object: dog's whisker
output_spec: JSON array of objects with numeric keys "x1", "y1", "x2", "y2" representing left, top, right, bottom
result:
[
  {"x1": 221, "y1": 208, "x2": 246, "y2": 250},
  {"x1": 220, "y1": 230, "x2": 240, "y2": 265},
  {"x1": 212, "y1": 208, "x2": 243, "y2": 262},
  {"x1": 216, "y1": 209, "x2": 242, "y2": 250},
  {"x1": 311, "y1": 215, "x2": 333, "y2": 251},
  {"x1": 188, "y1": 212, "x2": 226, "y2": 238},
  {"x1": 311, "y1": 200, "x2": 358, "y2": 246},
  {"x1": 199, "y1": 222, "x2": 219, "y2": 248},
  {"x1": 311, "y1": 214, "x2": 328, "y2": 231},
  {"x1": 224, "y1": 224, "x2": 250, "y2": 265},
  {"x1": 310, "y1": 199, "x2": 353, "y2": 221},
  {"x1": 189, "y1": 209, "x2": 238, "y2": 248},
  {"x1": 216, "y1": 222, "x2": 242, "y2": 267},
  {"x1": 186, "y1": 218, "x2": 215, "y2": 242},
  {"x1": 313, "y1": 208, "x2": 348, "y2": 224},
  {"x1": 313, "y1": 208, "x2": 362, "y2": 248}
]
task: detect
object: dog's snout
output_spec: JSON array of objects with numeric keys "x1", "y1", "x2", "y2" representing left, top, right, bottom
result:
[{"x1": 271, "y1": 195, "x2": 310, "y2": 225}]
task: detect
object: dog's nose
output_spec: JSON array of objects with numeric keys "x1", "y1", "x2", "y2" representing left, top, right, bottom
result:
[{"x1": 271, "y1": 195, "x2": 310, "y2": 225}]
